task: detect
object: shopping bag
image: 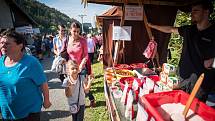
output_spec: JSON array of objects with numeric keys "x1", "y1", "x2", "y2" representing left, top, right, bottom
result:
[{"x1": 143, "y1": 38, "x2": 157, "y2": 59}]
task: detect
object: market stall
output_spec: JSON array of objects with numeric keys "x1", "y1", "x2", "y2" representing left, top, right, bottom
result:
[
  {"x1": 103, "y1": 64, "x2": 215, "y2": 121},
  {"x1": 82, "y1": 0, "x2": 215, "y2": 120}
]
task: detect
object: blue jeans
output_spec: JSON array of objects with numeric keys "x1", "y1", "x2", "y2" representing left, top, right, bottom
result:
[{"x1": 72, "y1": 105, "x2": 85, "y2": 121}]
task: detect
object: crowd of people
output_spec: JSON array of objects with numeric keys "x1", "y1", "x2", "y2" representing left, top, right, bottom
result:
[
  {"x1": 0, "y1": 21, "x2": 103, "y2": 121},
  {"x1": 0, "y1": 0, "x2": 214, "y2": 121}
]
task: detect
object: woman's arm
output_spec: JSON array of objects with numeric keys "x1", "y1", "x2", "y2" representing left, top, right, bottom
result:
[
  {"x1": 53, "y1": 39, "x2": 59, "y2": 56},
  {"x1": 79, "y1": 39, "x2": 89, "y2": 71},
  {"x1": 41, "y1": 83, "x2": 52, "y2": 109}
]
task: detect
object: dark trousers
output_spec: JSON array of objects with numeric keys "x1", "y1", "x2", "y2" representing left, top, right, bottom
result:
[
  {"x1": 72, "y1": 105, "x2": 85, "y2": 121},
  {"x1": 2, "y1": 113, "x2": 40, "y2": 121},
  {"x1": 86, "y1": 91, "x2": 95, "y2": 101},
  {"x1": 88, "y1": 53, "x2": 94, "y2": 64}
]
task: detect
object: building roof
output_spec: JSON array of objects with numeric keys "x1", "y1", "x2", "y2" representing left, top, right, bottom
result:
[
  {"x1": 0, "y1": 0, "x2": 37, "y2": 29},
  {"x1": 86, "y1": 0, "x2": 203, "y2": 6},
  {"x1": 96, "y1": 6, "x2": 122, "y2": 26}
]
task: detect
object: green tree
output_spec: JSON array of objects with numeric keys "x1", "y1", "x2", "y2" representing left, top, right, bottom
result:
[{"x1": 17, "y1": 0, "x2": 80, "y2": 34}]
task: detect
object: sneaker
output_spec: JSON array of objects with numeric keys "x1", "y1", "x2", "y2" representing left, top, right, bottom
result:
[{"x1": 90, "y1": 100, "x2": 96, "y2": 108}]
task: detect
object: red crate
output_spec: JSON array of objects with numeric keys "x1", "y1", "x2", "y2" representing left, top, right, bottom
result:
[{"x1": 139, "y1": 90, "x2": 215, "y2": 121}]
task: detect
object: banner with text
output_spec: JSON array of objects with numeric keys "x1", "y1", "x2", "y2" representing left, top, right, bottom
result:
[{"x1": 125, "y1": 5, "x2": 143, "y2": 21}]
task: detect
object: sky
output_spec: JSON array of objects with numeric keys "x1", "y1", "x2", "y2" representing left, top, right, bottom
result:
[{"x1": 37, "y1": 0, "x2": 111, "y2": 27}]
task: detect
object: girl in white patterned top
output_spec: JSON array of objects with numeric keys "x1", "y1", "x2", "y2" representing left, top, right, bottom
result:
[{"x1": 62, "y1": 60, "x2": 93, "y2": 121}]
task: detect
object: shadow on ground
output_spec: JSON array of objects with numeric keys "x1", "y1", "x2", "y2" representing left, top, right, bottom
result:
[
  {"x1": 45, "y1": 71, "x2": 58, "y2": 81},
  {"x1": 95, "y1": 74, "x2": 103, "y2": 79},
  {"x1": 91, "y1": 81, "x2": 104, "y2": 86},
  {"x1": 90, "y1": 86, "x2": 104, "y2": 94},
  {"x1": 48, "y1": 80, "x2": 64, "y2": 89},
  {"x1": 85, "y1": 100, "x2": 106, "y2": 109},
  {"x1": 95, "y1": 100, "x2": 106, "y2": 107},
  {"x1": 40, "y1": 110, "x2": 71, "y2": 121}
]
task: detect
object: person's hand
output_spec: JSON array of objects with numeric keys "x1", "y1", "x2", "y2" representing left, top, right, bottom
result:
[
  {"x1": 43, "y1": 99, "x2": 52, "y2": 109},
  {"x1": 147, "y1": 23, "x2": 153, "y2": 28},
  {"x1": 204, "y1": 58, "x2": 214, "y2": 69},
  {"x1": 82, "y1": 58, "x2": 87, "y2": 64},
  {"x1": 88, "y1": 74, "x2": 94, "y2": 83}
]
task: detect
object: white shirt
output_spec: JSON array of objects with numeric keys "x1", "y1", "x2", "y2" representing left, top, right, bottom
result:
[
  {"x1": 87, "y1": 38, "x2": 95, "y2": 53},
  {"x1": 62, "y1": 75, "x2": 86, "y2": 106}
]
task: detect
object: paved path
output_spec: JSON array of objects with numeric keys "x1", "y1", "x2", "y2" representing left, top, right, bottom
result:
[{"x1": 40, "y1": 56, "x2": 72, "y2": 121}]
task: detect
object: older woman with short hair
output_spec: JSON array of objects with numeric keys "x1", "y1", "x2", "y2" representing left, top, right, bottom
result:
[{"x1": 0, "y1": 29, "x2": 51, "y2": 121}]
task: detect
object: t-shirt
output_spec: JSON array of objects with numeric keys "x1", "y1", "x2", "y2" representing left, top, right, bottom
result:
[
  {"x1": 53, "y1": 35, "x2": 67, "y2": 54},
  {"x1": 0, "y1": 54, "x2": 47, "y2": 120},
  {"x1": 62, "y1": 75, "x2": 86, "y2": 106},
  {"x1": 178, "y1": 24, "x2": 215, "y2": 88},
  {"x1": 67, "y1": 37, "x2": 88, "y2": 65}
]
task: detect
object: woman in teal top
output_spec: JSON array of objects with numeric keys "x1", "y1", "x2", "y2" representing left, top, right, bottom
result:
[{"x1": 0, "y1": 29, "x2": 51, "y2": 120}]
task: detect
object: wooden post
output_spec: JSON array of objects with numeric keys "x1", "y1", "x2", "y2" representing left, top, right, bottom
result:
[
  {"x1": 113, "y1": 5, "x2": 125, "y2": 65},
  {"x1": 143, "y1": 5, "x2": 153, "y2": 40},
  {"x1": 142, "y1": 5, "x2": 160, "y2": 68}
]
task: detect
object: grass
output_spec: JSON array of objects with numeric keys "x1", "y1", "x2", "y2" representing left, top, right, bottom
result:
[{"x1": 84, "y1": 62, "x2": 109, "y2": 121}]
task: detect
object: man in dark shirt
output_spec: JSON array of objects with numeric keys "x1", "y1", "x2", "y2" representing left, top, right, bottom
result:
[{"x1": 148, "y1": 0, "x2": 215, "y2": 102}]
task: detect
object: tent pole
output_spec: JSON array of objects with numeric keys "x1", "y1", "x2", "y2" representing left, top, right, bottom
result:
[
  {"x1": 113, "y1": 5, "x2": 125, "y2": 65},
  {"x1": 142, "y1": 5, "x2": 160, "y2": 68}
]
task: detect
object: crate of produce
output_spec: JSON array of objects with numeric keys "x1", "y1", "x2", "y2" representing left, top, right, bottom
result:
[{"x1": 138, "y1": 90, "x2": 215, "y2": 121}]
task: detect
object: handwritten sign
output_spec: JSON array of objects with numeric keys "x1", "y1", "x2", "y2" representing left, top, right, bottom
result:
[
  {"x1": 112, "y1": 26, "x2": 132, "y2": 41},
  {"x1": 125, "y1": 5, "x2": 143, "y2": 21}
]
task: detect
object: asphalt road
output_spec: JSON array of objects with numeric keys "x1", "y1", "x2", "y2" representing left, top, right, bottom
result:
[{"x1": 41, "y1": 56, "x2": 72, "y2": 121}]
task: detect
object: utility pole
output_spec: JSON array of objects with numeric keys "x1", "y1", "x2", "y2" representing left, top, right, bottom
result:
[{"x1": 78, "y1": 14, "x2": 87, "y2": 33}]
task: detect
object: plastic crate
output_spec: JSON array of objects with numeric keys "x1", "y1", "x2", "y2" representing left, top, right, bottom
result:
[{"x1": 138, "y1": 90, "x2": 215, "y2": 121}]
